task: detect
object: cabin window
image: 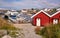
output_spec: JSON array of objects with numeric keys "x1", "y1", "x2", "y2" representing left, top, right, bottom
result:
[
  {"x1": 36, "y1": 18, "x2": 41, "y2": 26},
  {"x1": 53, "y1": 19, "x2": 58, "y2": 24}
]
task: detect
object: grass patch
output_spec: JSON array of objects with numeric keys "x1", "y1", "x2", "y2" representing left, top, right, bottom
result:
[
  {"x1": 35, "y1": 23, "x2": 60, "y2": 38},
  {"x1": 0, "y1": 17, "x2": 24, "y2": 38}
]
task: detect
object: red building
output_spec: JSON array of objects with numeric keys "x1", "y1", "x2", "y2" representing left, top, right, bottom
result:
[{"x1": 31, "y1": 10, "x2": 60, "y2": 26}]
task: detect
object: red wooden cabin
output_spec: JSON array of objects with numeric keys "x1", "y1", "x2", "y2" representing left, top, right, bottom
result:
[{"x1": 31, "y1": 10, "x2": 60, "y2": 26}]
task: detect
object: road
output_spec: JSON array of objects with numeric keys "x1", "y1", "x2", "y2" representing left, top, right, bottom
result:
[{"x1": 14, "y1": 23, "x2": 42, "y2": 38}]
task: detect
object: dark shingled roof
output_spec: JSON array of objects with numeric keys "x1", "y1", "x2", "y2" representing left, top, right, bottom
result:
[{"x1": 46, "y1": 11, "x2": 58, "y2": 15}]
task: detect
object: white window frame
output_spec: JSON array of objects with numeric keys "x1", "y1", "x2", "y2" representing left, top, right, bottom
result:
[
  {"x1": 53, "y1": 19, "x2": 58, "y2": 24},
  {"x1": 36, "y1": 18, "x2": 41, "y2": 26}
]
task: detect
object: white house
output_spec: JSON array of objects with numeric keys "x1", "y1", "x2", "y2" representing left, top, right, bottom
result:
[
  {"x1": 5, "y1": 10, "x2": 19, "y2": 16},
  {"x1": 57, "y1": 8, "x2": 60, "y2": 11},
  {"x1": 44, "y1": 8, "x2": 51, "y2": 11},
  {"x1": 21, "y1": 9, "x2": 27, "y2": 13}
]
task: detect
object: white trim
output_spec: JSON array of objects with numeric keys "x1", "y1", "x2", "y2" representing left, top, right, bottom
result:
[
  {"x1": 31, "y1": 10, "x2": 60, "y2": 18},
  {"x1": 53, "y1": 19, "x2": 58, "y2": 24},
  {"x1": 36, "y1": 18, "x2": 41, "y2": 26},
  {"x1": 31, "y1": 10, "x2": 50, "y2": 18},
  {"x1": 50, "y1": 11, "x2": 60, "y2": 17}
]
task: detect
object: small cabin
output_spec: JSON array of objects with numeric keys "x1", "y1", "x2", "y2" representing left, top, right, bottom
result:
[{"x1": 31, "y1": 10, "x2": 60, "y2": 26}]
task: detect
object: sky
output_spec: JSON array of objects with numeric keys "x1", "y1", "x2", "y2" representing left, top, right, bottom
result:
[{"x1": 0, "y1": 0, "x2": 60, "y2": 10}]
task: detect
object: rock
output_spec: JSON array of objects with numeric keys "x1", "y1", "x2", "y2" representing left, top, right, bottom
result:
[
  {"x1": 2, "y1": 35, "x2": 11, "y2": 38},
  {"x1": 0, "y1": 30, "x2": 7, "y2": 36}
]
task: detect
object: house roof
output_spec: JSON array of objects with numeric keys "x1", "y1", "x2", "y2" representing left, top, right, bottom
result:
[
  {"x1": 45, "y1": 10, "x2": 57, "y2": 15},
  {"x1": 31, "y1": 10, "x2": 60, "y2": 18}
]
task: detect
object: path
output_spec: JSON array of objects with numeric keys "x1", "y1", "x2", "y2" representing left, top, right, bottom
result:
[{"x1": 14, "y1": 23, "x2": 42, "y2": 38}]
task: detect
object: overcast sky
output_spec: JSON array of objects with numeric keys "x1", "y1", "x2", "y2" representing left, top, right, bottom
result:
[{"x1": 0, "y1": 0, "x2": 60, "y2": 10}]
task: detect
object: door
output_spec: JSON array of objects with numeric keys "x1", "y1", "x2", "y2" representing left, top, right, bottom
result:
[
  {"x1": 36, "y1": 18, "x2": 41, "y2": 26},
  {"x1": 53, "y1": 19, "x2": 58, "y2": 24}
]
